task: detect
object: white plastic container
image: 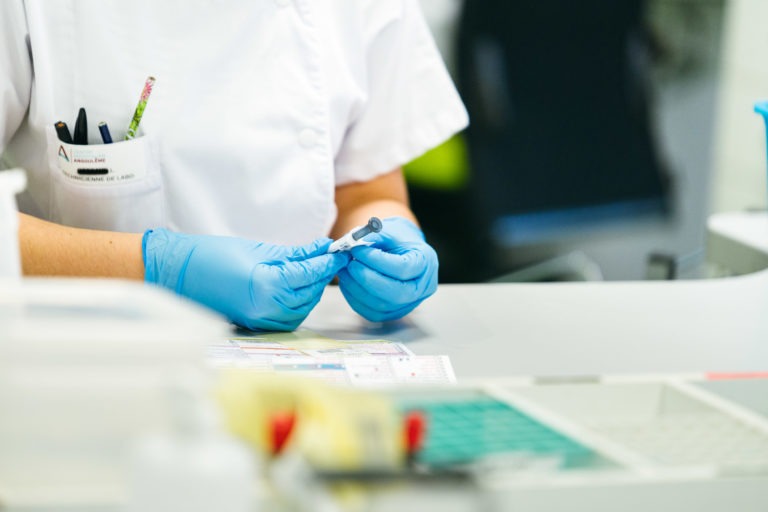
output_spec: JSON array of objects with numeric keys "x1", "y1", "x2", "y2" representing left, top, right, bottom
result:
[
  {"x1": 126, "y1": 375, "x2": 257, "y2": 512},
  {"x1": 0, "y1": 278, "x2": 233, "y2": 508}
]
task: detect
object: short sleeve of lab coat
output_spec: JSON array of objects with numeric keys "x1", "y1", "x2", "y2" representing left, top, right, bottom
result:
[
  {"x1": 0, "y1": 0, "x2": 32, "y2": 154},
  {"x1": 334, "y1": 0, "x2": 469, "y2": 185}
]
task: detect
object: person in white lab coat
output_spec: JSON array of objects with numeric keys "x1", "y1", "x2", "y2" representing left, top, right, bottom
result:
[{"x1": 0, "y1": 0, "x2": 468, "y2": 330}]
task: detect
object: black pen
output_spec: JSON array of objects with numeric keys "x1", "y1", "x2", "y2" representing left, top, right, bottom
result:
[
  {"x1": 73, "y1": 107, "x2": 88, "y2": 145},
  {"x1": 54, "y1": 121, "x2": 73, "y2": 143},
  {"x1": 98, "y1": 122, "x2": 113, "y2": 144}
]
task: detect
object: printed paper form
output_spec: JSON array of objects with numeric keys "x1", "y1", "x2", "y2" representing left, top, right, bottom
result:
[{"x1": 207, "y1": 329, "x2": 456, "y2": 385}]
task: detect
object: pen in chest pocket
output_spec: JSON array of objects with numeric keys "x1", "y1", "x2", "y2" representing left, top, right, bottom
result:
[
  {"x1": 125, "y1": 76, "x2": 156, "y2": 140},
  {"x1": 73, "y1": 108, "x2": 88, "y2": 145},
  {"x1": 54, "y1": 121, "x2": 72, "y2": 143},
  {"x1": 98, "y1": 122, "x2": 113, "y2": 144}
]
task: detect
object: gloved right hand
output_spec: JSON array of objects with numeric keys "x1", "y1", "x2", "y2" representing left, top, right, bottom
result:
[{"x1": 142, "y1": 228, "x2": 349, "y2": 331}]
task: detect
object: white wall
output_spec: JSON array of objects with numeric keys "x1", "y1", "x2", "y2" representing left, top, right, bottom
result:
[{"x1": 712, "y1": 0, "x2": 768, "y2": 212}]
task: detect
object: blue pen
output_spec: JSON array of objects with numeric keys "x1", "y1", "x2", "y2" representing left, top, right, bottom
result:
[{"x1": 98, "y1": 122, "x2": 113, "y2": 144}]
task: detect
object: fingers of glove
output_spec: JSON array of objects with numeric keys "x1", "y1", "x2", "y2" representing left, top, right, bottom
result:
[
  {"x1": 247, "y1": 253, "x2": 345, "y2": 323},
  {"x1": 239, "y1": 315, "x2": 304, "y2": 333},
  {"x1": 273, "y1": 252, "x2": 349, "y2": 290},
  {"x1": 286, "y1": 238, "x2": 334, "y2": 261},
  {"x1": 274, "y1": 276, "x2": 332, "y2": 311},
  {"x1": 338, "y1": 267, "x2": 411, "y2": 314},
  {"x1": 349, "y1": 244, "x2": 435, "y2": 281},
  {"x1": 249, "y1": 268, "x2": 324, "y2": 313},
  {"x1": 339, "y1": 273, "x2": 420, "y2": 322},
  {"x1": 344, "y1": 259, "x2": 437, "y2": 306},
  {"x1": 243, "y1": 288, "x2": 315, "y2": 330},
  {"x1": 343, "y1": 218, "x2": 423, "y2": 253},
  {"x1": 252, "y1": 238, "x2": 333, "y2": 265},
  {"x1": 376, "y1": 217, "x2": 425, "y2": 246},
  {"x1": 338, "y1": 268, "x2": 387, "y2": 314}
]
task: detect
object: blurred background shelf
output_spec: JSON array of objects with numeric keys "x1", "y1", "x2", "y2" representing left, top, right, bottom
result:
[{"x1": 409, "y1": 0, "x2": 768, "y2": 283}]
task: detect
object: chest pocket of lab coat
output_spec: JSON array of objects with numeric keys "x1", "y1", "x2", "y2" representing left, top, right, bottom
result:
[{"x1": 45, "y1": 127, "x2": 165, "y2": 232}]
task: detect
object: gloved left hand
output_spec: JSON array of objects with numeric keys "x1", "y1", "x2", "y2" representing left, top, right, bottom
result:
[
  {"x1": 337, "y1": 217, "x2": 438, "y2": 322},
  {"x1": 143, "y1": 229, "x2": 349, "y2": 331}
]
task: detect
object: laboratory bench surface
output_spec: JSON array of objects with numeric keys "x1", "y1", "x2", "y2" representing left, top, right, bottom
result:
[
  {"x1": 305, "y1": 270, "x2": 768, "y2": 379},
  {"x1": 6, "y1": 272, "x2": 768, "y2": 512}
]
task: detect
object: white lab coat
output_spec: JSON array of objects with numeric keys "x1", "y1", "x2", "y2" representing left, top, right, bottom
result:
[{"x1": 0, "y1": 0, "x2": 467, "y2": 244}]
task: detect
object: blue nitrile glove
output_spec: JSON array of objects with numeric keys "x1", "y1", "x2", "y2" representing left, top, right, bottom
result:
[
  {"x1": 143, "y1": 228, "x2": 350, "y2": 331},
  {"x1": 337, "y1": 217, "x2": 438, "y2": 322}
]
